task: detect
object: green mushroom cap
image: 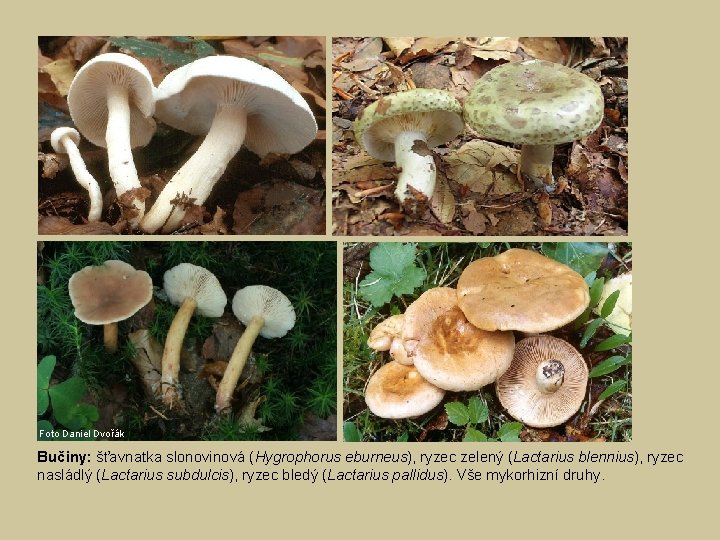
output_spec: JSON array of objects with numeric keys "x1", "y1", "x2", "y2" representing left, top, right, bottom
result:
[
  {"x1": 464, "y1": 60, "x2": 604, "y2": 146},
  {"x1": 354, "y1": 88, "x2": 464, "y2": 161}
]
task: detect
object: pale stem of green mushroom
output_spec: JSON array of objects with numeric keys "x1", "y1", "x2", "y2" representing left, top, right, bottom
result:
[
  {"x1": 214, "y1": 315, "x2": 265, "y2": 413},
  {"x1": 105, "y1": 85, "x2": 145, "y2": 223},
  {"x1": 520, "y1": 144, "x2": 556, "y2": 189},
  {"x1": 394, "y1": 130, "x2": 436, "y2": 202},
  {"x1": 141, "y1": 104, "x2": 248, "y2": 233}
]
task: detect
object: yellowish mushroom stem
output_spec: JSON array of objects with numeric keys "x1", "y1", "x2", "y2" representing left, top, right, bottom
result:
[
  {"x1": 161, "y1": 297, "x2": 198, "y2": 407},
  {"x1": 215, "y1": 315, "x2": 265, "y2": 413},
  {"x1": 103, "y1": 323, "x2": 119, "y2": 353}
]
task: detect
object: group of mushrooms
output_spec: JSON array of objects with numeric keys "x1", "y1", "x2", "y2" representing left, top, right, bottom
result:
[
  {"x1": 67, "y1": 260, "x2": 295, "y2": 413},
  {"x1": 365, "y1": 248, "x2": 596, "y2": 429},
  {"x1": 353, "y1": 59, "x2": 604, "y2": 203},
  {"x1": 51, "y1": 52, "x2": 317, "y2": 232}
]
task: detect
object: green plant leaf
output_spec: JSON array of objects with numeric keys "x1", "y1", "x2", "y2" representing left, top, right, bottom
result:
[
  {"x1": 467, "y1": 396, "x2": 489, "y2": 425},
  {"x1": 108, "y1": 37, "x2": 213, "y2": 67},
  {"x1": 588, "y1": 277, "x2": 606, "y2": 310},
  {"x1": 48, "y1": 377, "x2": 99, "y2": 430},
  {"x1": 584, "y1": 271, "x2": 597, "y2": 286},
  {"x1": 594, "y1": 333, "x2": 631, "y2": 351},
  {"x1": 598, "y1": 379, "x2": 627, "y2": 401},
  {"x1": 343, "y1": 421, "x2": 361, "y2": 442},
  {"x1": 542, "y1": 243, "x2": 610, "y2": 276},
  {"x1": 600, "y1": 290, "x2": 621, "y2": 318},
  {"x1": 358, "y1": 243, "x2": 426, "y2": 307},
  {"x1": 396, "y1": 432, "x2": 409, "y2": 442},
  {"x1": 445, "y1": 402, "x2": 470, "y2": 426},
  {"x1": 37, "y1": 420, "x2": 55, "y2": 440},
  {"x1": 580, "y1": 318, "x2": 604, "y2": 348},
  {"x1": 590, "y1": 355, "x2": 631, "y2": 378},
  {"x1": 498, "y1": 422, "x2": 523, "y2": 442},
  {"x1": 463, "y1": 428, "x2": 488, "y2": 442},
  {"x1": 37, "y1": 355, "x2": 56, "y2": 416}
]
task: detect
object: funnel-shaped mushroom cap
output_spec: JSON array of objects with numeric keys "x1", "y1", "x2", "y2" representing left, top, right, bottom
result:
[
  {"x1": 67, "y1": 53, "x2": 156, "y2": 148},
  {"x1": 457, "y1": 248, "x2": 589, "y2": 333},
  {"x1": 354, "y1": 88, "x2": 463, "y2": 161},
  {"x1": 463, "y1": 60, "x2": 604, "y2": 146},
  {"x1": 232, "y1": 285, "x2": 296, "y2": 338},
  {"x1": 403, "y1": 287, "x2": 514, "y2": 391},
  {"x1": 367, "y1": 314, "x2": 405, "y2": 351},
  {"x1": 68, "y1": 260, "x2": 153, "y2": 325},
  {"x1": 154, "y1": 55, "x2": 317, "y2": 157},
  {"x1": 163, "y1": 263, "x2": 227, "y2": 317},
  {"x1": 365, "y1": 361, "x2": 445, "y2": 419},
  {"x1": 496, "y1": 336, "x2": 588, "y2": 428}
]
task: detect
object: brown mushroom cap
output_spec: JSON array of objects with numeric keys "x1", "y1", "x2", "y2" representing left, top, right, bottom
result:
[
  {"x1": 389, "y1": 337, "x2": 412, "y2": 366},
  {"x1": 365, "y1": 361, "x2": 445, "y2": 419},
  {"x1": 404, "y1": 288, "x2": 514, "y2": 391},
  {"x1": 457, "y1": 248, "x2": 589, "y2": 333},
  {"x1": 367, "y1": 314, "x2": 405, "y2": 351},
  {"x1": 496, "y1": 336, "x2": 588, "y2": 428},
  {"x1": 68, "y1": 260, "x2": 153, "y2": 325}
]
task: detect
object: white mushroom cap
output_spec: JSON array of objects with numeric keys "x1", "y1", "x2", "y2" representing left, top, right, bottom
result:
[
  {"x1": 463, "y1": 60, "x2": 604, "y2": 146},
  {"x1": 496, "y1": 336, "x2": 589, "y2": 428},
  {"x1": 163, "y1": 263, "x2": 227, "y2": 317},
  {"x1": 155, "y1": 55, "x2": 317, "y2": 157},
  {"x1": 365, "y1": 361, "x2": 445, "y2": 419},
  {"x1": 232, "y1": 285, "x2": 296, "y2": 338},
  {"x1": 50, "y1": 127, "x2": 81, "y2": 152},
  {"x1": 67, "y1": 53, "x2": 156, "y2": 149},
  {"x1": 69, "y1": 260, "x2": 153, "y2": 325},
  {"x1": 354, "y1": 88, "x2": 463, "y2": 162}
]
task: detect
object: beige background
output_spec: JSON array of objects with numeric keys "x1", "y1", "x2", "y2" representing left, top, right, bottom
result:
[{"x1": 9, "y1": 1, "x2": 717, "y2": 537}]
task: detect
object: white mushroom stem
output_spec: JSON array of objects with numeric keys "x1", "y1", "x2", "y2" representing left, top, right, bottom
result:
[
  {"x1": 104, "y1": 323, "x2": 119, "y2": 353},
  {"x1": 160, "y1": 297, "x2": 198, "y2": 407},
  {"x1": 394, "y1": 130, "x2": 436, "y2": 202},
  {"x1": 536, "y1": 359, "x2": 565, "y2": 394},
  {"x1": 105, "y1": 85, "x2": 145, "y2": 223},
  {"x1": 141, "y1": 104, "x2": 248, "y2": 233},
  {"x1": 520, "y1": 144, "x2": 556, "y2": 190},
  {"x1": 54, "y1": 133, "x2": 103, "y2": 222},
  {"x1": 215, "y1": 315, "x2": 264, "y2": 413}
]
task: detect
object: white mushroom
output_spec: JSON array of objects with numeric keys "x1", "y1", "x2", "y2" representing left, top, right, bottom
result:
[
  {"x1": 215, "y1": 285, "x2": 295, "y2": 413},
  {"x1": 50, "y1": 127, "x2": 103, "y2": 222},
  {"x1": 67, "y1": 53, "x2": 156, "y2": 225},
  {"x1": 140, "y1": 56, "x2": 317, "y2": 233}
]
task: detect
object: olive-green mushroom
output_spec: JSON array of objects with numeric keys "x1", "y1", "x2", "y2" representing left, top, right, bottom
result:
[
  {"x1": 354, "y1": 88, "x2": 463, "y2": 203},
  {"x1": 463, "y1": 60, "x2": 604, "y2": 190}
]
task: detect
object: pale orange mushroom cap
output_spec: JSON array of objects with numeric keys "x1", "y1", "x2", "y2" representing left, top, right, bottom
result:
[
  {"x1": 496, "y1": 336, "x2": 588, "y2": 428},
  {"x1": 68, "y1": 260, "x2": 153, "y2": 325},
  {"x1": 365, "y1": 361, "x2": 445, "y2": 419},
  {"x1": 367, "y1": 314, "x2": 405, "y2": 352},
  {"x1": 457, "y1": 248, "x2": 589, "y2": 333},
  {"x1": 404, "y1": 287, "x2": 514, "y2": 391}
]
